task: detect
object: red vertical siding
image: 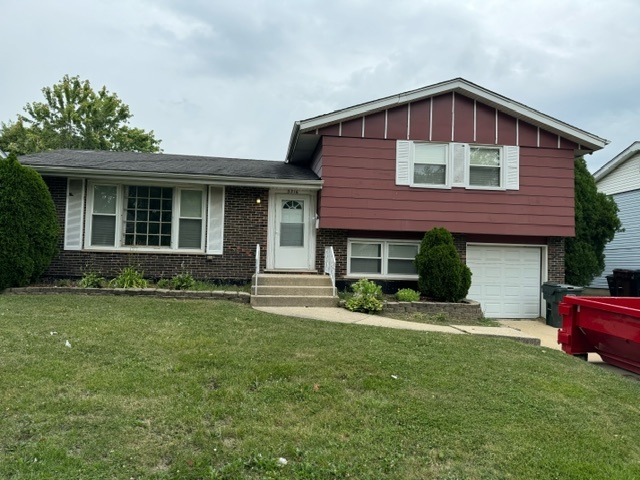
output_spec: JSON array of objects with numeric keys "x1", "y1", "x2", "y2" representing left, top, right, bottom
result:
[
  {"x1": 475, "y1": 102, "x2": 496, "y2": 144},
  {"x1": 317, "y1": 136, "x2": 575, "y2": 237},
  {"x1": 386, "y1": 105, "x2": 408, "y2": 139},
  {"x1": 560, "y1": 137, "x2": 579, "y2": 150},
  {"x1": 518, "y1": 121, "x2": 538, "y2": 147},
  {"x1": 430, "y1": 93, "x2": 453, "y2": 142},
  {"x1": 341, "y1": 118, "x2": 362, "y2": 137},
  {"x1": 313, "y1": 94, "x2": 584, "y2": 153},
  {"x1": 539, "y1": 129, "x2": 558, "y2": 148},
  {"x1": 497, "y1": 111, "x2": 517, "y2": 145},
  {"x1": 408, "y1": 99, "x2": 430, "y2": 140},
  {"x1": 318, "y1": 124, "x2": 340, "y2": 136},
  {"x1": 364, "y1": 111, "x2": 386, "y2": 138},
  {"x1": 454, "y1": 94, "x2": 475, "y2": 143}
]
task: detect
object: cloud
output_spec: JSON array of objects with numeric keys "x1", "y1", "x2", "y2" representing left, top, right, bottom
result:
[{"x1": 1, "y1": 0, "x2": 639, "y2": 169}]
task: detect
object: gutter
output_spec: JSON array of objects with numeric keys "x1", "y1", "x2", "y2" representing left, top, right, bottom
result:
[
  {"x1": 24, "y1": 165, "x2": 324, "y2": 190},
  {"x1": 285, "y1": 121, "x2": 301, "y2": 163}
]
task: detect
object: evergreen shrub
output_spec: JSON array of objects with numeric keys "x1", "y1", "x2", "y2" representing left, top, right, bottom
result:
[
  {"x1": 0, "y1": 153, "x2": 59, "y2": 289},
  {"x1": 415, "y1": 227, "x2": 471, "y2": 302}
]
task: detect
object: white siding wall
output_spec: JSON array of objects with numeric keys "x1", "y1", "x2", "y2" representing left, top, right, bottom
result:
[
  {"x1": 590, "y1": 189, "x2": 640, "y2": 288},
  {"x1": 597, "y1": 153, "x2": 640, "y2": 195}
]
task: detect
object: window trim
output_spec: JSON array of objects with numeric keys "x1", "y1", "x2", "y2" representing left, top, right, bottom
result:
[
  {"x1": 347, "y1": 239, "x2": 420, "y2": 279},
  {"x1": 84, "y1": 181, "x2": 207, "y2": 253},
  {"x1": 467, "y1": 145, "x2": 504, "y2": 191},
  {"x1": 411, "y1": 142, "x2": 451, "y2": 189},
  {"x1": 396, "y1": 140, "x2": 519, "y2": 191}
]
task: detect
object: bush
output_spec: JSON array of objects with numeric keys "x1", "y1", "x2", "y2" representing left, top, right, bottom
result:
[
  {"x1": 395, "y1": 288, "x2": 420, "y2": 302},
  {"x1": 79, "y1": 271, "x2": 105, "y2": 288},
  {"x1": 109, "y1": 266, "x2": 148, "y2": 288},
  {"x1": 345, "y1": 278, "x2": 384, "y2": 313},
  {"x1": 171, "y1": 273, "x2": 195, "y2": 290},
  {"x1": 415, "y1": 227, "x2": 472, "y2": 302},
  {"x1": 156, "y1": 273, "x2": 196, "y2": 290},
  {"x1": 0, "y1": 153, "x2": 59, "y2": 289}
]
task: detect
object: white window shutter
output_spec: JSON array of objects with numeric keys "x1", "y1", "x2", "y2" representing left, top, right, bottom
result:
[
  {"x1": 505, "y1": 146, "x2": 520, "y2": 190},
  {"x1": 207, "y1": 186, "x2": 225, "y2": 254},
  {"x1": 396, "y1": 140, "x2": 411, "y2": 185},
  {"x1": 64, "y1": 178, "x2": 84, "y2": 250},
  {"x1": 451, "y1": 143, "x2": 468, "y2": 187}
]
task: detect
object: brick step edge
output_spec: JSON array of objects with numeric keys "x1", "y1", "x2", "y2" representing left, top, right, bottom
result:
[{"x1": 1, "y1": 287, "x2": 251, "y2": 303}]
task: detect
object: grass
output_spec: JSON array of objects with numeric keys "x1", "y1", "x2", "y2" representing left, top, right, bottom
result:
[
  {"x1": 381, "y1": 310, "x2": 501, "y2": 326},
  {"x1": 38, "y1": 278, "x2": 251, "y2": 293},
  {"x1": 1, "y1": 295, "x2": 640, "y2": 479}
]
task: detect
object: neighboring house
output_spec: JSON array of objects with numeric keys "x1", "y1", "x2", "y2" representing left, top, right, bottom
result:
[
  {"x1": 590, "y1": 142, "x2": 640, "y2": 289},
  {"x1": 19, "y1": 78, "x2": 607, "y2": 318}
]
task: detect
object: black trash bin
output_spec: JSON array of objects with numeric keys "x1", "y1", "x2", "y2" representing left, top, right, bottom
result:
[
  {"x1": 541, "y1": 282, "x2": 584, "y2": 327},
  {"x1": 612, "y1": 269, "x2": 640, "y2": 297},
  {"x1": 606, "y1": 275, "x2": 618, "y2": 296}
]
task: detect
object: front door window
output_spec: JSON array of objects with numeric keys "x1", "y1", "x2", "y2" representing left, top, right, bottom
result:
[{"x1": 280, "y1": 200, "x2": 304, "y2": 247}]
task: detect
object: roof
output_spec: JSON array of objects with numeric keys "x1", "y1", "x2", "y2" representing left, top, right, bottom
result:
[
  {"x1": 286, "y1": 77, "x2": 609, "y2": 164},
  {"x1": 593, "y1": 141, "x2": 640, "y2": 182},
  {"x1": 19, "y1": 149, "x2": 321, "y2": 188}
]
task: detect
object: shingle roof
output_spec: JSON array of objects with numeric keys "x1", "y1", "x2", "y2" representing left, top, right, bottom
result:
[{"x1": 19, "y1": 149, "x2": 320, "y2": 182}]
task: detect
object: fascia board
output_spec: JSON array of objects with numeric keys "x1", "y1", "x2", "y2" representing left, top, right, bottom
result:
[
  {"x1": 27, "y1": 165, "x2": 323, "y2": 190},
  {"x1": 296, "y1": 78, "x2": 608, "y2": 151},
  {"x1": 593, "y1": 141, "x2": 640, "y2": 182}
]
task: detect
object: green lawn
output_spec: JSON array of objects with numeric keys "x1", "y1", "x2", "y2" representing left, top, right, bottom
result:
[{"x1": 1, "y1": 295, "x2": 639, "y2": 479}]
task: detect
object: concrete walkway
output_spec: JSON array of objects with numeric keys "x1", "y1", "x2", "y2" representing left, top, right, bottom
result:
[
  {"x1": 254, "y1": 306, "x2": 640, "y2": 380},
  {"x1": 253, "y1": 306, "x2": 540, "y2": 344}
]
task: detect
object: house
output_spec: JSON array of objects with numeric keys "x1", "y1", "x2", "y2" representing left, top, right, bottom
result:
[
  {"x1": 590, "y1": 142, "x2": 640, "y2": 289},
  {"x1": 19, "y1": 78, "x2": 607, "y2": 318}
]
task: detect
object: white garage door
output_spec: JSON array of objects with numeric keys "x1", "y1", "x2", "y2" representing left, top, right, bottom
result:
[{"x1": 466, "y1": 245, "x2": 542, "y2": 319}]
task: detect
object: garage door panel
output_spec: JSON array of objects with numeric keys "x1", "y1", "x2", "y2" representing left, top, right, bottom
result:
[{"x1": 467, "y1": 245, "x2": 542, "y2": 319}]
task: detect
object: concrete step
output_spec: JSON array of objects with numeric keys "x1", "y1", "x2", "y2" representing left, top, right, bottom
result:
[
  {"x1": 250, "y1": 295, "x2": 340, "y2": 307},
  {"x1": 253, "y1": 285, "x2": 336, "y2": 296},
  {"x1": 253, "y1": 274, "x2": 332, "y2": 287}
]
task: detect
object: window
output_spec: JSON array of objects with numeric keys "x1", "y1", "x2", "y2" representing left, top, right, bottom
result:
[
  {"x1": 348, "y1": 240, "x2": 419, "y2": 278},
  {"x1": 396, "y1": 140, "x2": 519, "y2": 191},
  {"x1": 280, "y1": 200, "x2": 304, "y2": 247},
  {"x1": 178, "y1": 190, "x2": 203, "y2": 249},
  {"x1": 124, "y1": 186, "x2": 173, "y2": 247},
  {"x1": 469, "y1": 147, "x2": 501, "y2": 187},
  {"x1": 85, "y1": 183, "x2": 210, "y2": 252},
  {"x1": 413, "y1": 143, "x2": 448, "y2": 186},
  {"x1": 91, "y1": 185, "x2": 117, "y2": 246}
]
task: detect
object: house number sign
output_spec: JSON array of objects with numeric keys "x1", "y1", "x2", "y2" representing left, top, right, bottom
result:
[{"x1": 287, "y1": 189, "x2": 299, "y2": 194}]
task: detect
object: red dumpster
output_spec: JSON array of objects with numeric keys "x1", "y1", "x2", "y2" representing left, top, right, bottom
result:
[{"x1": 557, "y1": 296, "x2": 640, "y2": 374}]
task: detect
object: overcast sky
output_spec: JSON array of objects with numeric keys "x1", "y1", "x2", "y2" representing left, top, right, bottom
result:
[{"x1": 1, "y1": 0, "x2": 638, "y2": 172}]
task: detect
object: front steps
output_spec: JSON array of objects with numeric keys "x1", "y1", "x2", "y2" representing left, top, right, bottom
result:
[{"x1": 250, "y1": 273, "x2": 339, "y2": 307}]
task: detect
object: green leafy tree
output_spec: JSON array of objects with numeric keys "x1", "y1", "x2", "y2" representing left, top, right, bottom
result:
[
  {"x1": 565, "y1": 157, "x2": 622, "y2": 286},
  {"x1": 415, "y1": 227, "x2": 472, "y2": 302},
  {"x1": 0, "y1": 153, "x2": 59, "y2": 289},
  {"x1": 0, "y1": 75, "x2": 161, "y2": 155}
]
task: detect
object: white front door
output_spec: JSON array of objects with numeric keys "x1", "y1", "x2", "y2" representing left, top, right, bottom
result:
[{"x1": 271, "y1": 193, "x2": 315, "y2": 270}]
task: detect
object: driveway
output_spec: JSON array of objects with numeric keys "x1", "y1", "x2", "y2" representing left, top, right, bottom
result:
[{"x1": 499, "y1": 319, "x2": 640, "y2": 381}]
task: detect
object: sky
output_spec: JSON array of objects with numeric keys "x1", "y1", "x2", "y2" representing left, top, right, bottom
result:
[{"x1": 1, "y1": 0, "x2": 638, "y2": 172}]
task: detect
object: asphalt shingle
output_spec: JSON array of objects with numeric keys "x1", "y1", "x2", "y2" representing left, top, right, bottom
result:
[{"x1": 19, "y1": 149, "x2": 320, "y2": 182}]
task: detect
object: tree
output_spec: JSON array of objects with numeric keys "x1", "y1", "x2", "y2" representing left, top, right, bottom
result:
[
  {"x1": 0, "y1": 153, "x2": 59, "y2": 289},
  {"x1": 0, "y1": 75, "x2": 161, "y2": 155},
  {"x1": 565, "y1": 157, "x2": 622, "y2": 286},
  {"x1": 415, "y1": 227, "x2": 472, "y2": 302}
]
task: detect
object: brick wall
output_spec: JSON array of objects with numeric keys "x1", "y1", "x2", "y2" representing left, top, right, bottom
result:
[
  {"x1": 314, "y1": 228, "x2": 565, "y2": 293},
  {"x1": 43, "y1": 175, "x2": 567, "y2": 285},
  {"x1": 43, "y1": 176, "x2": 268, "y2": 282},
  {"x1": 547, "y1": 237, "x2": 565, "y2": 283},
  {"x1": 315, "y1": 228, "x2": 348, "y2": 277}
]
